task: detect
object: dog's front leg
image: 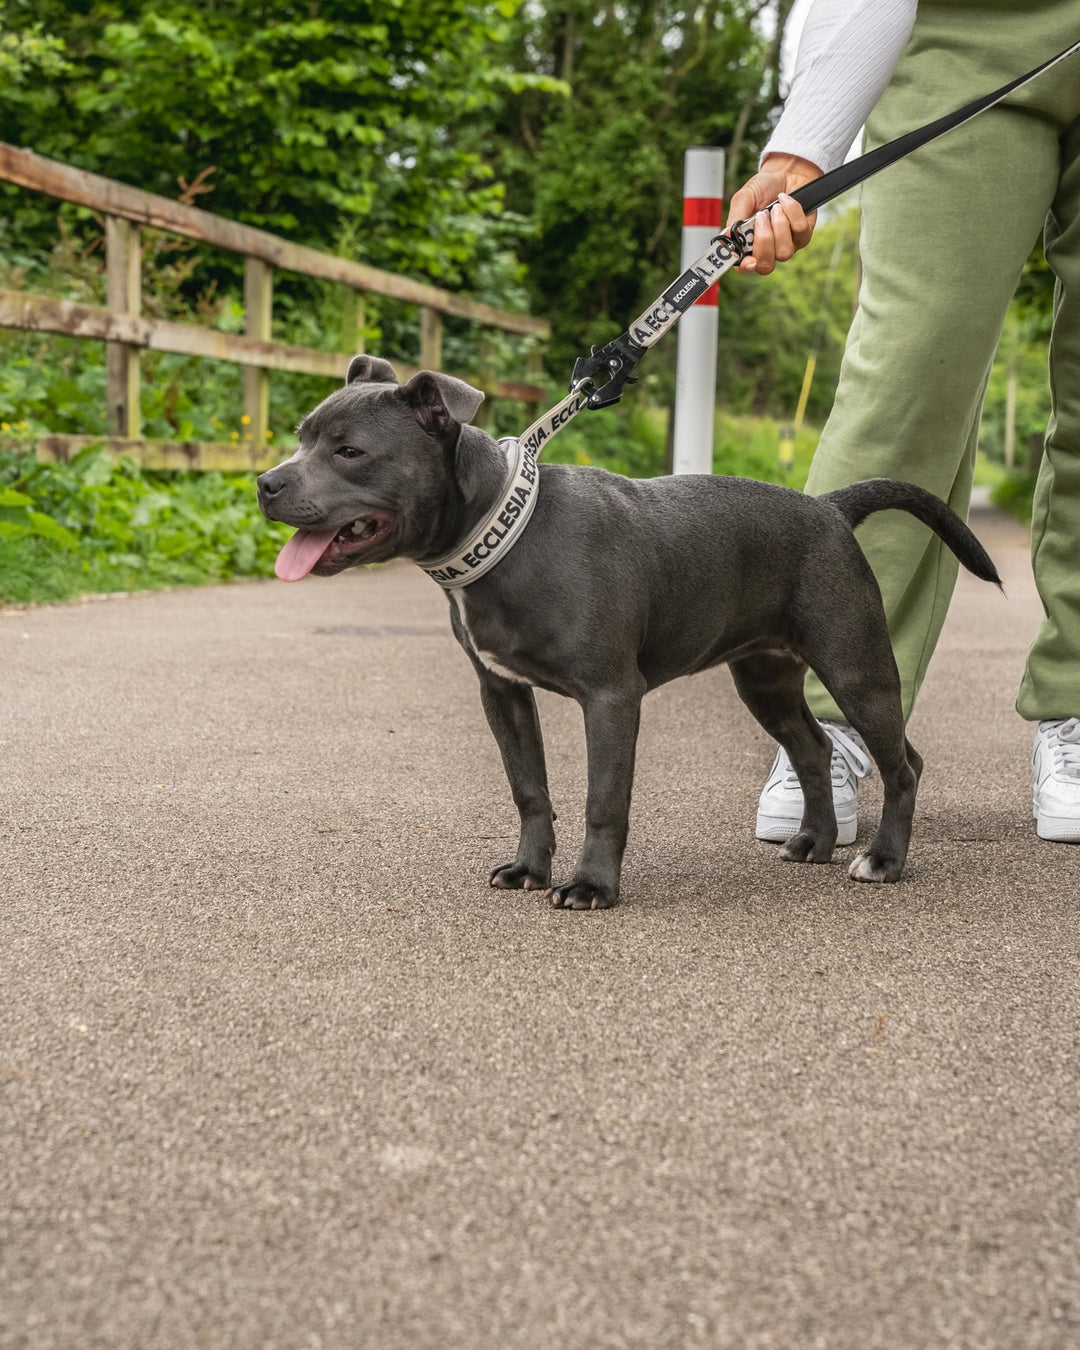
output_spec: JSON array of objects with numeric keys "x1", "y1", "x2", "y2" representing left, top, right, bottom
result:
[
  {"x1": 476, "y1": 672, "x2": 557, "y2": 893},
  {"x1": 550, "y1": 681, "x2": 645, "y2": 912}
]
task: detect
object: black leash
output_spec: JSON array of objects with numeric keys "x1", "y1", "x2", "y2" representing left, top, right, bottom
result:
[{"x1": 556, "y1": 35, "x2": 1080, "y2": 423}]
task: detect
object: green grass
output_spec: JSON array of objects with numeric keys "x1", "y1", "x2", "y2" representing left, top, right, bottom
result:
[
  {"x1": 990, "y1": 473, "x2": 1037, "y2": 524},
  {"x1": 541, "y1": 400, "x2": 820, "y2": 487},
  {"x1": 714, "y1": 412, "x2": 818, "y2": 489},
  {"x1": 974, "y1": 450, "x2": 1037, "y2": 524},
  {"x1": 973, "y1": 450, "x2": 1009, "y2": 491}
]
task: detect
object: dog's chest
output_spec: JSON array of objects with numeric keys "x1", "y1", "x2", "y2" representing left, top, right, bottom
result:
[{"x1": 450, "y1": 592, "x2": 532, "y2": 685}]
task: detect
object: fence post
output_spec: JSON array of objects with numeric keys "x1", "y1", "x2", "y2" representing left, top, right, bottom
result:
[
  {"x1": 106, "y1": 216, "x2": 141, "y2": 438},
  {"x1": 350, "y1": 291, "x2": 366, "y2": 358},
  {"x1": 420, "y1": 305, "x2": 443, "y2": 371},
  {"x1": 525, "y1": 347, "x2": 544, "y2": 423},
  {"x1": 474, "y1": 336, "x2": 496, "y2": 428},
  {"x1": 243, "y1": 257, "x2": 273, "y2": 448}
]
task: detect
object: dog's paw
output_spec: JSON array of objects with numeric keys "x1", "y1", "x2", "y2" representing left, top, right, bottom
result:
[
  {"x1": 489, "y1": 861, "x2": 550, "y2": 891},
  {"x1": 546, "y1": 878, "x2": 618, "y2": 911},
  {"x1": 779, "y1": 830, "x2": 835, "y2": 864},
  {"x1": 848, "y1": 850, "x2": 903, "y2": 883}
]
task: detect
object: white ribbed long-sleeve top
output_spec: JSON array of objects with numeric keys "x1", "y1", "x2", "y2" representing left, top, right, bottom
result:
[{"x1": 761, "y1": 0, "x2": 919, "y2": 172}]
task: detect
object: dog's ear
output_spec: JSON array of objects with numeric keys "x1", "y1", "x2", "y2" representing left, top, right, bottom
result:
[
  {"x1": 346, "y1": 355, "x2": 399, "y2": 386},
  {"x1": 402, "y1": 371, "x2": 485, "y2": 437}
]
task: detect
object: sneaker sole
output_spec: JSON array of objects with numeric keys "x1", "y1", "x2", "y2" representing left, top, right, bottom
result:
[
  {"x1": 1036, "y1": 814, "x2": 1080, "y2": 842},
  {"x1": 1033, "y1": 790, "x2": 1080, "y2": 842},
  {"x1": 756, "y1": 812, "x2": 858, "y2": 848}
]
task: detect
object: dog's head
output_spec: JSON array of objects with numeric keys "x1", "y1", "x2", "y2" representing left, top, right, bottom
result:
[{"x1": 258, "y1": 356, "x2": 485, "y2": 581}]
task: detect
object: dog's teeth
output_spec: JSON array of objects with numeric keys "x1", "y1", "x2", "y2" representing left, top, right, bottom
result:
[{"x1": 350, "y1": 520, "x2": 367, "y2": 536}]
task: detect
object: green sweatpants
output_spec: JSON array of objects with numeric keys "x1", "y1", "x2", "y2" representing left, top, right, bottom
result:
[{"x1": 803, "y1": 0, "x2": 1080, "y2": 725}]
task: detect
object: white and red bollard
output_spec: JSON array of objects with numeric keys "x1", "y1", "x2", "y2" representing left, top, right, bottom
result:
[{"x1": 672, "y1": 146, "x2": 724, "y2": 476}]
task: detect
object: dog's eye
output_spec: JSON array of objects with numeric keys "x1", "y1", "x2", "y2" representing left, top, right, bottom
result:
[{"x1": 336, "y1": 445, "x2": 364, "y2": 460}]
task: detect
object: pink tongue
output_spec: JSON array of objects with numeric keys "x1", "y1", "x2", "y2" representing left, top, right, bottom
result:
[{"x1": 274, "y1": 527, "x2": 339, "y2": 582}]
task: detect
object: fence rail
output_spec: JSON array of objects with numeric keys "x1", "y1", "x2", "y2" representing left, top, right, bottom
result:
[{"x1": 0, "y1": 141, "x2": 550, "y2": 471}]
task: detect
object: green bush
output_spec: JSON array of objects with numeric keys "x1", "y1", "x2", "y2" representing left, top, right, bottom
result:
[
  {"x1": 0, "y1": 445, "x2": 290, "y2": 605},
  {"x1": 991, "y1": 473, "x2": 1037, "y2": 525}
]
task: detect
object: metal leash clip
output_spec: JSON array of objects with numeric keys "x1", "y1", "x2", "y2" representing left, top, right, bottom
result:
[{"x1": 568, "y1": 332, "x2": 643, "y2": 409}]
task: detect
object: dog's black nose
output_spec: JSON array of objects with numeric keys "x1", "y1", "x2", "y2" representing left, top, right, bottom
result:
[{"x1": 258, "y1": 469, "x2": 285, "y2": 498}]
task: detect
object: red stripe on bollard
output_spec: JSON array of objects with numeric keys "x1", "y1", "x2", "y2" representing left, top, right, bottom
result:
[{"x1": 682, "y1": 197, "x2": 724, "y2": 228}]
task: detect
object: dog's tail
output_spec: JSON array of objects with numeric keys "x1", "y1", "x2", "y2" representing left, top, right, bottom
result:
[{"x1": 821, "y1": 479, "x2": 1002, "y2": 587}]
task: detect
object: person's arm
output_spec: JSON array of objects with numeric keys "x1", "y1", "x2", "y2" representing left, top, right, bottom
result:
[{"x1": 730, "y1": 0, "x2": 917, "y2": 274}]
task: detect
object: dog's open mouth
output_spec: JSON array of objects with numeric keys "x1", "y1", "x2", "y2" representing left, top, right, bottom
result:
[{"x1": 274, "y1": 511, "x2": 396, "y2": 582}]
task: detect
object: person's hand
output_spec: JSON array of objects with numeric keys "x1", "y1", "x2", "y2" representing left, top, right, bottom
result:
[{"x1": 726, "y1": 153, "x2": 823, "y2": 275}]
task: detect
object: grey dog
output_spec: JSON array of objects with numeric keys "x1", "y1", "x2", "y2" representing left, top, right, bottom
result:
[{"x1": 257, "y1": 356, "x2": 1000, "y2": 910}]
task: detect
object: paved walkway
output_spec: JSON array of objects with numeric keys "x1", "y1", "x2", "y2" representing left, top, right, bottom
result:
[{"x1": 2, "y1": 504, "x2": 1077, "y2": 1349}]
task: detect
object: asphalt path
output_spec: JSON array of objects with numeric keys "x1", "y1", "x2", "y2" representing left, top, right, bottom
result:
[{"x1": 2, "y1": 502, "x2": 1077, "y2": 1349}]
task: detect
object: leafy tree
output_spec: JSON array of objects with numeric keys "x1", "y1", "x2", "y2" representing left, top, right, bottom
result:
[
  {"x1": 0, "y1": 0, "x2": 549, "y2": 289},
  {"x1": 487, "y1": 1, "x2": 791, "y2": 370},
  {"x1": 1012, "y1": 242, "x2": 1055, "y2": 342},
  {"x1": 0, "y1": 4, "x2": 65, "y2": 90}
]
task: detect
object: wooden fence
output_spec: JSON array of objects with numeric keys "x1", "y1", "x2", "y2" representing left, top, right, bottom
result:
[{"x1": 0, "y1": 142, "x2": 550, "y2": 471}]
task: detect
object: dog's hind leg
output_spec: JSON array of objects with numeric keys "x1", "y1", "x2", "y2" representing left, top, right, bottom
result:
[
  {"x1": 828, "y1": 684, "x2": 921, "y2": 883},
  {"x1": 799, "y1": 601, "x2": 921, "y2": 883},
  {"x1": 549, "y1": 678, "x2": 646, "y2": 911},
  {"x1": 846, "y1": 709, "x2": 922, "y2": 883},
  {"x1": 729, "y1": 650, "x2": 838, "y2": 864},
  {"x1": 475, "y1": 670, "x2": 557, "y2": 893}
]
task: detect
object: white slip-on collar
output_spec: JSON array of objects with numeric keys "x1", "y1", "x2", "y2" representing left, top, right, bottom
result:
[{"x1": 418, "y1": 438, "x2": 540, "y2": 589}]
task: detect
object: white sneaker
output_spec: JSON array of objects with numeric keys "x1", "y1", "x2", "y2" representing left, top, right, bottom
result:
[
  {"x1": 1032, "y1": 718, "x2": 1080, "y2": 842},
  {"x1": 756, "y1": 721, "x2": 872, "y2": 847}
]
